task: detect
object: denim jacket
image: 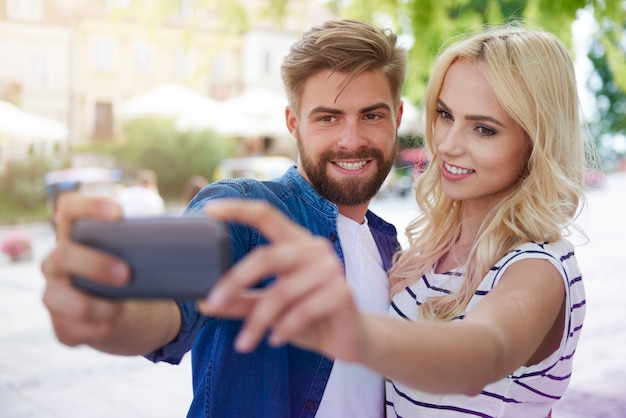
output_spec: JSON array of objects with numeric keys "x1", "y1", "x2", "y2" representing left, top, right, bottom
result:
[{"x1": 146, "y1": 167, "x2": 400, "y2": 418}]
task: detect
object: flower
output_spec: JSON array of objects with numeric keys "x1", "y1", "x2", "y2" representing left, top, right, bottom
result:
[{"x1": 1, "y1": 232, "x2": 33, "y2": 259}]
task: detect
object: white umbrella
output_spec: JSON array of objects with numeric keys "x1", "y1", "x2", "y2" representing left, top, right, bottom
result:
[
  {"x1": 178, "y1": 87, "x2": 289, "y2": 138},
  {"x1": 0, "y1": 100, "x2": 67, "y2": 140},
  {"x1": 217, "y1": 87, "x2": 288, "y2": 138},
  {"x1": 119, "y1": 83, "x2": 220, "y2": 120}
]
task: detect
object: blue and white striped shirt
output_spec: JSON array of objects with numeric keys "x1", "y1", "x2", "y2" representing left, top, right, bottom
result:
[{"x1": 386, "y1": 239, "x2": 586, "y2": 418}]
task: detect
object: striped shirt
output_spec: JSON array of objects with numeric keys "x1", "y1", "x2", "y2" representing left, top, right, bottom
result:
[{"x1": 385, "y1": 240, "x2": 586, "y2": 418}]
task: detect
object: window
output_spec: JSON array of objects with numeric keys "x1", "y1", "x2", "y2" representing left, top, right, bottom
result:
[
  {"x1": 262, "y1": 51, "x2": 272, "y2": 76},
  {"x1": 91, "y1": 37, "x2": 117, "y2": 71},
  {"x1": 179, "y1": 0, "x2": 195, "y2": 20},
  {"x1": 27, "y1": 55, "x2": 48, "y2": 89},
  {"x1": 172, "y1": 47, "x2": 194, "y2": 79},
  {"x1": 132, "y1": 41, "x2": 155, "y2": 75},
  {"x1": 106, "y1": 0, "x2": 131, "y2": 11},
  {"x1": 6, "y1": 0, "x2": 43, "y2": 21},
  {"x1": 94, "y1": 102, "x2": 113, "y2": 139}
]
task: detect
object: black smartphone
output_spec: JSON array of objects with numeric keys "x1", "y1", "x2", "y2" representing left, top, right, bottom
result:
[{"x1": 70, "y1": 216, "x2": 231, "y2": 300}]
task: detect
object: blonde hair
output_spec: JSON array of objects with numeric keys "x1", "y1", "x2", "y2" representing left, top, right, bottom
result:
[{"x1": 389, "y1": 24, "x2": 587, "y2": 320}]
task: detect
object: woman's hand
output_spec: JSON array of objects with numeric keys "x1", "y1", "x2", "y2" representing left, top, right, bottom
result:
[{"x1": 198, "y1": 199, "x2": 367, "y2": 361}]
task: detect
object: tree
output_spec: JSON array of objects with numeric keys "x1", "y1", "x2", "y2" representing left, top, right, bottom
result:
[
  {"x1": 77, "y1": 117, "x2": 235, "y2": 200},
  {"x1": 115, "y1": 0, "x2": 626, "y2": 140},
  {"x1": 325, "y1": 0, "x2": 625, "y2": 104},
  {"x1": 587, "y1": 33, "x2": 626, "y2": 157}
]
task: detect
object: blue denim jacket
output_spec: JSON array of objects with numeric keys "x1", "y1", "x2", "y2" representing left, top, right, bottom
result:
[{"x1": 146, "y1": 167, "x2": 400, "y2": 418}]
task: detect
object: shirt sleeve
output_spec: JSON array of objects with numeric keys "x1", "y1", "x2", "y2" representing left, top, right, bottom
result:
[{"x1": 144, "y1": 181, "x2": 251, "y2": 363}]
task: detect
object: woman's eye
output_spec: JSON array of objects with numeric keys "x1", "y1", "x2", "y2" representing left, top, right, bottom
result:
[
  {"x1": 476, "y1": 126, "x2": 496, "y2": 136},
  {"x1": 436, "y1": 109, "x2": 452, "y2": 120}
]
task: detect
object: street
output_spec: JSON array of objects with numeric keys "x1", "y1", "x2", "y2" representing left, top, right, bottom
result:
[{"x1": 1, "y1": 172, "x2": 626, "y2": 417}]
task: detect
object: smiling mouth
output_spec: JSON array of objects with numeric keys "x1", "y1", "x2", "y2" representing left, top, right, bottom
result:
[
  {"x1": 444, "y1": 162, "x2": 474, "y2": 175},
  {"x1": 334, "y1": 160, "x2": 369, "y2": 171}
]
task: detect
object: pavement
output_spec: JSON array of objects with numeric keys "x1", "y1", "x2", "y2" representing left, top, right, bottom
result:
[{"x1": 1, "y1": 172, "x2": 626, "y2": 417}]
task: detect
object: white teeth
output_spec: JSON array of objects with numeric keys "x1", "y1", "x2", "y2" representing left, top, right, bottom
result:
[
  {"x1": 444, "y1": 162, "x2": 472, "y2": 175},
  {"x1": 335, "y1": 161, "x2": 368, "y2": 170}
]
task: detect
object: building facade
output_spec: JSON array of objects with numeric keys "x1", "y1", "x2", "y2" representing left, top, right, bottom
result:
[{"x1": 0, "y1": 0, "x2": 334, "y2": 160}]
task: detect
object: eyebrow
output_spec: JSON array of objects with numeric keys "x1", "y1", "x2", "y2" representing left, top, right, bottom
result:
[
  {"x1": 309, "y1": 102, "x2": 392, "y2": 118},
  {"x1": 437, "y1": 99, "x2": 505, "y2": 128}
]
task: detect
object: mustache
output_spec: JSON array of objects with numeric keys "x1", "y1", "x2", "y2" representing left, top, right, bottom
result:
[{"x1": 322, "y1": 149, "x2": 384, "y2": 160}]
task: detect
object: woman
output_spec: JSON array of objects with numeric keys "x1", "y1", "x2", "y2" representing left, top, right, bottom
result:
[{"x1": 199, "y1": 24, "x2": 588, "y2": 417}]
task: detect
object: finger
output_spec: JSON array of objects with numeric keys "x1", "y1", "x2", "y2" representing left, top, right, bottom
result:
[
  {"x1": 204, "y1": 199, "x2": 310, "y2": 243},
  {"x1": 55, "y1": 192, "x2": 123, "y2": 241},
  {"x1": 233, "y1": 276, "x2": 320, "y2": 353},
  {"x1": 197, "y1": 290, "x2": 260, "y2": 318},
  {"x1": 231, "y1": 244, "x2": 339, "y2": 352},
  {"x1": 48, "y1": 312, "x2": 121, "y2": 347},
  {"x1": 42, "y1": 277, "x2": 124, "y2": 322},
  {"x1": 41, "y1": 240, "x2": 130, "y2": 288},
  {"x1": 42, "y1": 277, "x2": 125, "y2": 346},
  {"x1": 269, "y1": 279, "x2": 354, "y2": 351},
  {"x1": 205, "y1": 237, "x2": 332, "y2": 309}
]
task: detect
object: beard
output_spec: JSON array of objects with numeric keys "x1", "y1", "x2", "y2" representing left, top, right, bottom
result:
[{"x1": 297, "y1": 132, "x2": 397, "y2": 206}]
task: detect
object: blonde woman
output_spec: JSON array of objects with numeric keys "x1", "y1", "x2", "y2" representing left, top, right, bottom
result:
[{"x1": 200, "y1": 24, "x2": 588, "y2": 417}]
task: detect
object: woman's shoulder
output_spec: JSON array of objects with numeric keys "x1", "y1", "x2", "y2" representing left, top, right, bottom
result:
[
  {"x1": 489, "y1": 239, "x2": 581, "y2": 289},
  {"x1": 505, "y1": 239, "x2": 575, "y2": 262}
]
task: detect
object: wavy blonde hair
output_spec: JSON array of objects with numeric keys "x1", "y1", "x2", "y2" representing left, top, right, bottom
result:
[{"x1": 389, "y1": 24, "x2": 587, "y2": 320}]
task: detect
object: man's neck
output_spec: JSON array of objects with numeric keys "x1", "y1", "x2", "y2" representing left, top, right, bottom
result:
[{"x1": 337, "y1": 203, "x2": 369, "y2": 224}]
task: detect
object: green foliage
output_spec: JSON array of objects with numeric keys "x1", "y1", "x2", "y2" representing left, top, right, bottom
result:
[
  {"x1": 587, "y1": 36, "x2": 626, "y2": 154},
  {"x1": 120, "y1": 0, "x2": 626, "y2": 140},
  {"x1": 110, "y1": 117, "x2": 235, "y2": 199},
  {"x1": 323, "y1": 0, "x2": 624, "y2": 114},
  {"x1": 0, "y1": 153, "x2": 65, "y2": 210}
]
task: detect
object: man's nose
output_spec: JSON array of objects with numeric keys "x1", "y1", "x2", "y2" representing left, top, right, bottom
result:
[{"x1": 337, "y1": 120, "x2": 367, "y2": 150}]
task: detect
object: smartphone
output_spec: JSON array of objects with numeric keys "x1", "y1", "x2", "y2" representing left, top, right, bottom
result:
[{"x1": 70, "y1": 216, "x2": 231, "y2": 300}]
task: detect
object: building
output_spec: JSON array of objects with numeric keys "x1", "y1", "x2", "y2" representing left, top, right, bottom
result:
[{"x1": 0, "y1": 0, "x2": 335, "y2": 166}]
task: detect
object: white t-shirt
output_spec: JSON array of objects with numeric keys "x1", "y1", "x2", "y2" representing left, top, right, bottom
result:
[
  {"x1": 115, "y1": 186, "x2": 165, "y2": 217},
  {"x1": 315, "y1": 214, "x2": 390, "y2": 418}
]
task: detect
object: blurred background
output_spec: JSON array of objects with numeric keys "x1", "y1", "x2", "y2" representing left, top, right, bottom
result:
[
  {"x1": 1, "y1": 2, "x2": 625, "y2": 417},
  {"x1": 0, "y1": 0, "x2": 624, "y2": 224}
]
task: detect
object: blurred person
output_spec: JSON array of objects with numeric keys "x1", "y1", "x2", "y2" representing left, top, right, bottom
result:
[
  {"x1": 181, "y1": 174, "x2": 208, "y2": 207},
  {"x1": 115, "y1": 169, "x2": 165, "y2": 217},
  {"x1": 199, "y1": 24, "x2": 588, "y2": 417},
  {"x1": 41, "y1": 19, "x2": 407, "y2": 418}
]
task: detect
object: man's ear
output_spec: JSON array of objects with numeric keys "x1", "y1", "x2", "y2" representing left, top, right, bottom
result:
[
  {"x1": 396, "y1": 102, "x2": 404, "y2": 130},
  {"x1": 285, "y1": 107, "x2": 298, "y2": 138}
]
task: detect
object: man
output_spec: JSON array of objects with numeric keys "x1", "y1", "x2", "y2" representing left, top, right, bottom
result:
[
  {"x1": 114, "y1": 169, "x2": 165, "y2": 217},
  {"x1": 41, "y1": 19, "x2": 407, "y2": 417}
]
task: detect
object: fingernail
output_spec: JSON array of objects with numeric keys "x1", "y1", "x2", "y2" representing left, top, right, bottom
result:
[
  {"x1": 268, "y1": 331, "x2": 285, "y2": 347},
  {"x1": 206, "y1": 287, "x2": 227, "y2": 307},
  {"x1": 110, "y1": 263, "x2": 128, "y2": 284},
  {"x1": 235, "y1": 330, "x2": 252, "y2": 353}
]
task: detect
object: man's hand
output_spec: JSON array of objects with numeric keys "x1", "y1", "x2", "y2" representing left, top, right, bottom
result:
[{"x1": 41, "y1": 193, "x2": 133, "y2": 349}]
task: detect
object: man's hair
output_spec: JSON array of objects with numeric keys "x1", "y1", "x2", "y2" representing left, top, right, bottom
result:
[{"x1": 281, "y1": 19, "x2": 407, "y2": 115}]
